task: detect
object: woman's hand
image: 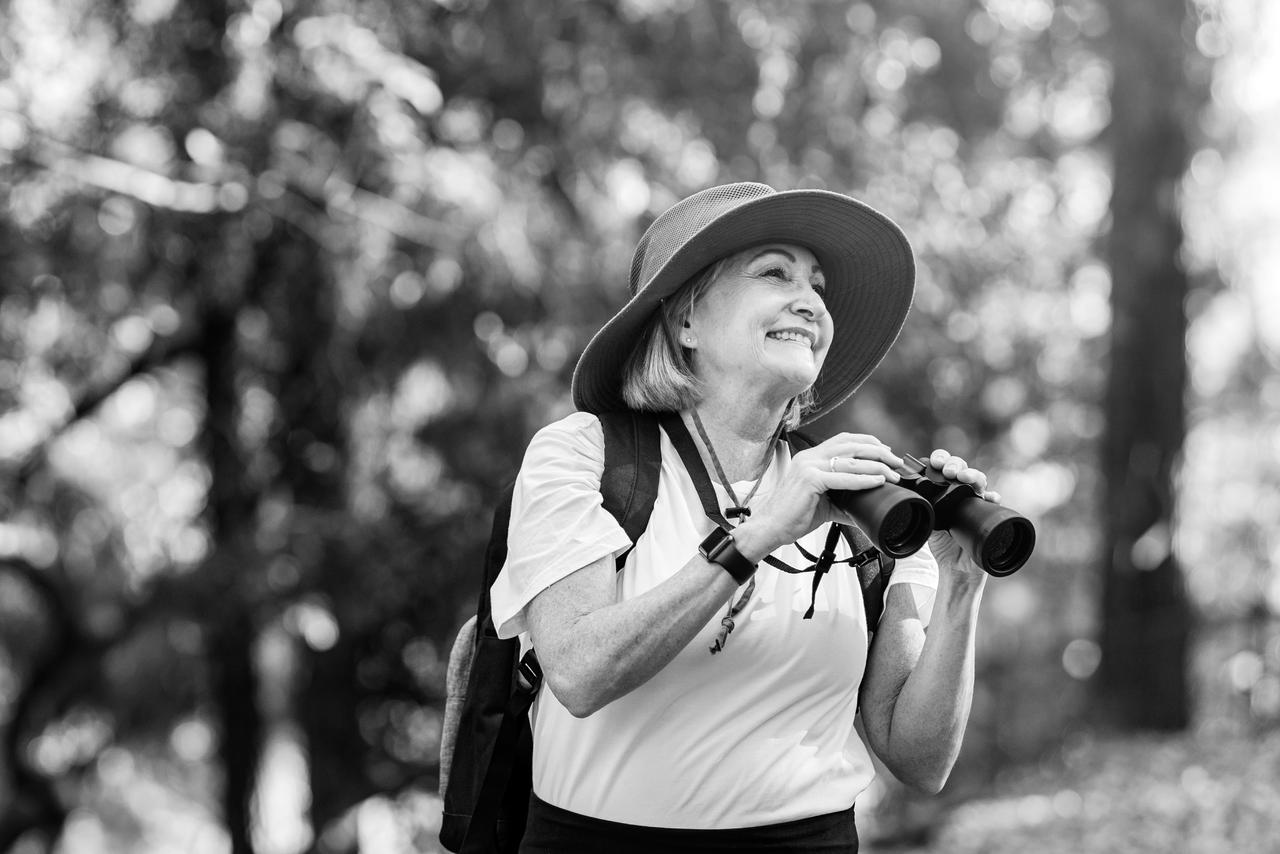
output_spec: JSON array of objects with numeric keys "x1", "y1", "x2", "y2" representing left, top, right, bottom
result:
[
  {"x1": 739, "y1": 433, "x2": 904, "y2": 556},
  {"x1": 923, "y1": 448, "x2": 1001, "y2": 573}
]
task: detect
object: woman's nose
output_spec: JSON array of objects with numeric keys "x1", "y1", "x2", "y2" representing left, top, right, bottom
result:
[{"x1": 791, "y1": 291, "x2": 826, "y2": 320}]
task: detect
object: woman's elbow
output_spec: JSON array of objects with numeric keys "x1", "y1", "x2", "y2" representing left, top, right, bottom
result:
[
  {"x1": 900, "y1": 768, "x2": 950, "y2": 795},
  {"x1": 887, "y1": 756, "x2": 955, "y2": 795},
  {"x1": 557, "y1": 689, "x2": 604, "y2": 718},
  {"x1": 543, "y1": 668, "x2": 614, "y2": 718}
]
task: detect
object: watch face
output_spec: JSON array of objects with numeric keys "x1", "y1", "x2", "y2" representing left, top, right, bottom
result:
[
  {"x1": 700, "y1": 527, "x2": 730, "y2": 556},
  {"x1": 698, "y1": 525, "x2": 755, "y2": 584}
]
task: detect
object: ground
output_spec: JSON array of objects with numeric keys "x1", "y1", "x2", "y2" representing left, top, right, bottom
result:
[
  {"x1": 417, "y1": 728, "x2": 1280, "y2": 853},
  {"x1": 879, "y1": 728, "x2": 1280, "y2": 854}
]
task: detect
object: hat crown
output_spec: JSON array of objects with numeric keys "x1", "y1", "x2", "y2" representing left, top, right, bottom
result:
[{"x1": 629, "y1": 182, "x2": 776, "y2": 295}]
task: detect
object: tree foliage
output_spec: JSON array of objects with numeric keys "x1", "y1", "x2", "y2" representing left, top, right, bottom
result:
[{"x1": 0, "y1": 0, "x2": 1261, "y2": 851}]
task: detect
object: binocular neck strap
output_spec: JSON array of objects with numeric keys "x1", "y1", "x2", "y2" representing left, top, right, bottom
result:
[
  {"x1": 657, "y1": 411, "x2": 743, "y2": 529},
  {"x1": 658, "y1": 412, "x2": 806, "y2": 576},
  {"x1": 800, "y1": 523, "x2": 843, "y2": 620}
]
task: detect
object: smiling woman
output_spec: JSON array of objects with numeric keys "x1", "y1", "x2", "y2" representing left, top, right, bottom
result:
[
  {"x1": 683, "y1": 243, "x2": 832, "y2": 413},
  {"x1": 619, "y1": 244, "x2": 827, "y2": 427},
  {"x1": 464, "y1": 182, "x2": 1004, "y2": 853}
]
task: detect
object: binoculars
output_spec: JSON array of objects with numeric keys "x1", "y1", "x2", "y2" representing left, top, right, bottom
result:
[{"x1": 828, "y1": 454, "x2": 1036, "y2": 577}]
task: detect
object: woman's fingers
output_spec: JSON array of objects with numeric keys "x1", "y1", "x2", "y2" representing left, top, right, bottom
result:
[
  {"x1": 931, "y1": 449, "x2": 993, "y2": 498},
  {"x1": 930, "y1": 450, "x2": 967, "y2": 476},
  {"x1": 823, "y1": 471, "x2": 893, "y2": 492},
  {"x1": 814, "y1": 435, "x2": 905, "y2": 472},
  {"x1": 953, "y1": 466, "x2": 986, "y2": 492},
  {"x1": 829, "y1": 433, "x2": 887, "y2": 447},
  {"x1": 826, "y1": 455, "x2": 901, "y2": 482}
]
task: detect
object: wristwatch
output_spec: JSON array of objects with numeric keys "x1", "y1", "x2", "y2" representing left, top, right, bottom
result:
[{"x1": 699, "y1": 527, "x2": 757, "y2": 584}]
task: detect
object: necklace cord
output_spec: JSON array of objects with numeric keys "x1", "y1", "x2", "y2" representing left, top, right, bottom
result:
[
  {"x1": 689, "y1": 409, "x2": 783, "y2": 517},
  {"x1": 655, "y1": 412, "x2": 865, "y2": 648},
  {"x1": 689, "y1": 409, "x2": 785, "y2": 652}
]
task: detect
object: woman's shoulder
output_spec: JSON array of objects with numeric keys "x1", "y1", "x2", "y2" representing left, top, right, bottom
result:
[
  {"x1": 529, "y1": 410, "x2": 605, "y2": 449},
  {"x1": 521, "y1": 410, "x2": 607, "y2": 473},
  {"x1": 532, "y1": 410, "x2": 603, "y2": 439}
]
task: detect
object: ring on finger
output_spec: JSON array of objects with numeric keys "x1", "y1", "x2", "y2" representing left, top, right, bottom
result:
[{"x1": 829, "y1": 456, "x2": 841, "y2": 473}]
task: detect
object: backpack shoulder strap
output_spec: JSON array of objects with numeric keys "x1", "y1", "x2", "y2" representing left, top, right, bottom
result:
[
  {"x1": 837, "y1": 523, "x2": 895, "y2": 632},
  {"x1": 475, "y1": 481, "x2": 516, "y2": 634},
  {"x1": 656, "y1": 411, "x2": 727, "y2": 527},
  {"x1": 598, "y1": 410, "x2": 662, "y2": 569}
]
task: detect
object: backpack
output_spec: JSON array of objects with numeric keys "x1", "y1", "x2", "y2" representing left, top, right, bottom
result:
[{"x1": 437, "y1": 410, "x2": 894, "y2": 853}]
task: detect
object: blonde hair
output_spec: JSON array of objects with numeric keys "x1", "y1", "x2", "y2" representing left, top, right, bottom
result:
[{"x1": 620, "y1": 258, "x2": 818, "y2": 430}]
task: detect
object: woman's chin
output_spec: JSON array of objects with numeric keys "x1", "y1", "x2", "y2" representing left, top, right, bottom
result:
[
  {"x1": 762, "y1": 366, "x2": 819, "y2": 399},
  {"x1": 768, "y1": 357, "x2": 821, "y2": 389}
]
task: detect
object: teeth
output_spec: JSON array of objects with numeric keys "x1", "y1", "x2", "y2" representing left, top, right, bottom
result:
[{"x1": 768, "y1": 330, "x2": 811, "y2": 345}]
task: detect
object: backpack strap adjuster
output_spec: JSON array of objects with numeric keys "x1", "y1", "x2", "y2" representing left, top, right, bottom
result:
[{"x1": 515, "y1": 650, "x2": 542, "y2": 693}]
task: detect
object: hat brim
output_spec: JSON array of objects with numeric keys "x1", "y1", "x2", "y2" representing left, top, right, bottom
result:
[{"x1": 571, "y1": 189, "x2": 915, "y2": 425}]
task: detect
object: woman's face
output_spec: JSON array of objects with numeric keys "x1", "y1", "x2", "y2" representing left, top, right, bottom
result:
[{"x1": 685, "y1": 242, "x2": 832, "y2": 399}]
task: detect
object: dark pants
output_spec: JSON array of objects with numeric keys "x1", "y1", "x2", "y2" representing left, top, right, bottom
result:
[{"x1": 518, "y1": 792, "x2": 859, "y2": 853}]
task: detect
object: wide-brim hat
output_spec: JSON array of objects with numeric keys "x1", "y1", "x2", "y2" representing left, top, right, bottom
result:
[{"x1": 571, "y1": 182, "x2": 916, "y2": 425}]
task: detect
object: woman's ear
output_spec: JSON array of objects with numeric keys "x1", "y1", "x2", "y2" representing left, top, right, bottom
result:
[
  {"x1": 682, "y1": 320, "x2": 696, "y2": 347},
  {"x1": 680, "y1": 316, "x2": 696, "y2": 348}
]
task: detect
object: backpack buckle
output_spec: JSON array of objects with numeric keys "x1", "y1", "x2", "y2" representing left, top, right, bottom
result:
[
  {"x1": 515, "y1": 650, "x2": 543, "y2": 693},
  {"x1": 851, "y1": 546, "x2": 881, "y2": 569}
]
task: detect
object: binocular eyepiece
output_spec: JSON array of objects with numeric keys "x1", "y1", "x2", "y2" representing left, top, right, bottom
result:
[{"x1": 828, "y1": 455, "x2": 1036, "y2": 577}]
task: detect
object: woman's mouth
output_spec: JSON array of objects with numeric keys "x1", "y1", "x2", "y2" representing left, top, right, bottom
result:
[{"x1": 766, "y1": 328, "x2": 816, "y2": 348}]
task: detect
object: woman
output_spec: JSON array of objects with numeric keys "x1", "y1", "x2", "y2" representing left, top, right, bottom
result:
[{"x1": 490, "y1": 182, "x2": 997, "y2": 852}]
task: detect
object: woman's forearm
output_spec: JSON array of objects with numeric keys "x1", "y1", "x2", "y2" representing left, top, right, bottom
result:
[
  {"x1": 546, "y1": 558, "x2": 736, "y2": 715},
  {"x1": 880, "y1": 573, "x2": 985, "y2": 792},
  {"x1": 528, "y1": 518, "x2": 789, "y2": 716}
]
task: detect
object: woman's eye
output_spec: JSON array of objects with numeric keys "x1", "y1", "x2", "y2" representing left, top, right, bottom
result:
[{"x1": 761, "y1": 266, "x2": 789, "y2": 280}]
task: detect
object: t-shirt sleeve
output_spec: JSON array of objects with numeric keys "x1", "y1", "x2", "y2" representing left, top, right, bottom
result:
[
  {"x1": 884, "y1": 542, "x2": 940, "y2": 627},
  {"x1": 489, "y1": 412, "x2": 634, "y2": 640}
]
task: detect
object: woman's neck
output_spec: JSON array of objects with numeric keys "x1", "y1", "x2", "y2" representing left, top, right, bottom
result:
[{"x1": 683, "y1": 394, "x2": 787, "y2": 484}]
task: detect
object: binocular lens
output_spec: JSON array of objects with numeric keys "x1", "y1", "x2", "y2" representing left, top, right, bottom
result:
[
  {"x1": 977, "y1": 516, "x2": 1037, "y2": 577},
  {"x1": 879, "y1": 500, "x2": 934, "y2": 558},
  {"x1": 828, "y1": 486, "x2": 933, "y2": 559}
]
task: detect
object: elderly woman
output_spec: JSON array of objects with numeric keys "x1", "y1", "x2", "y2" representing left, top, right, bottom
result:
[{"x1": 489, "y1": 183, "x2": 997, "y2": 852}]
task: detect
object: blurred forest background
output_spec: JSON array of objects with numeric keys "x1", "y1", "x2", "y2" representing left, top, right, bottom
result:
[{"x1": 2, "y1": 0, "x2": 1279, "y2": 852}]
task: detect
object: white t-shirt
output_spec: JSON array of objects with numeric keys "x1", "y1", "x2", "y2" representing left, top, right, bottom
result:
[{"x1": 490, "y1": 412, "x2": 938, "y2": 829}]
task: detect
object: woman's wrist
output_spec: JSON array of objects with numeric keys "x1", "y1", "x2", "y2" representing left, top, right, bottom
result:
[
  {"x1": 935, "y1": 562, "x2": 987, "y2": 617},
  {"x1": 724, "y1": 518, "x2": 783, "y2": 565}
]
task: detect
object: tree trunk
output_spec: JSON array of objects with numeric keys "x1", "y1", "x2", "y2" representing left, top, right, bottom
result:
[
  {"x1": 263, "y1": 233, "x2": 370, "y2": 836},
  {"x1": 1096, "y1": 0, "x2": 1196, "y2": 730},
  {"x1": 201, "y1": 299, "x2": 264, "y2": 854},
  {"x1": 209, "y1": 613, "x2": 263, "y2": 854}
]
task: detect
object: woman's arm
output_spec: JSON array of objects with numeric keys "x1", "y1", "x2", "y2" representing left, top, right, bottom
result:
[
  {"x1": 858, "y1": 449, "x2": 995, "y2": 793},
  {"x1": 857, "y1": 559, "x2": 985, "y2": 793},
  {"x1": 523, "y1": 550, "x2": 733, "y2": 718},
  {"x1": 523, "y1": 519, "x2": 780, "y2": 718},
  {"x1": 522, "y1": 428, "x2": 902, "y2": 718}
]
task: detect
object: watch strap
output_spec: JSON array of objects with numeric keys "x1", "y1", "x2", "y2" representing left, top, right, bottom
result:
[{"x1": 699, "y1": 527, "x2": 757, "y2": 584}]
